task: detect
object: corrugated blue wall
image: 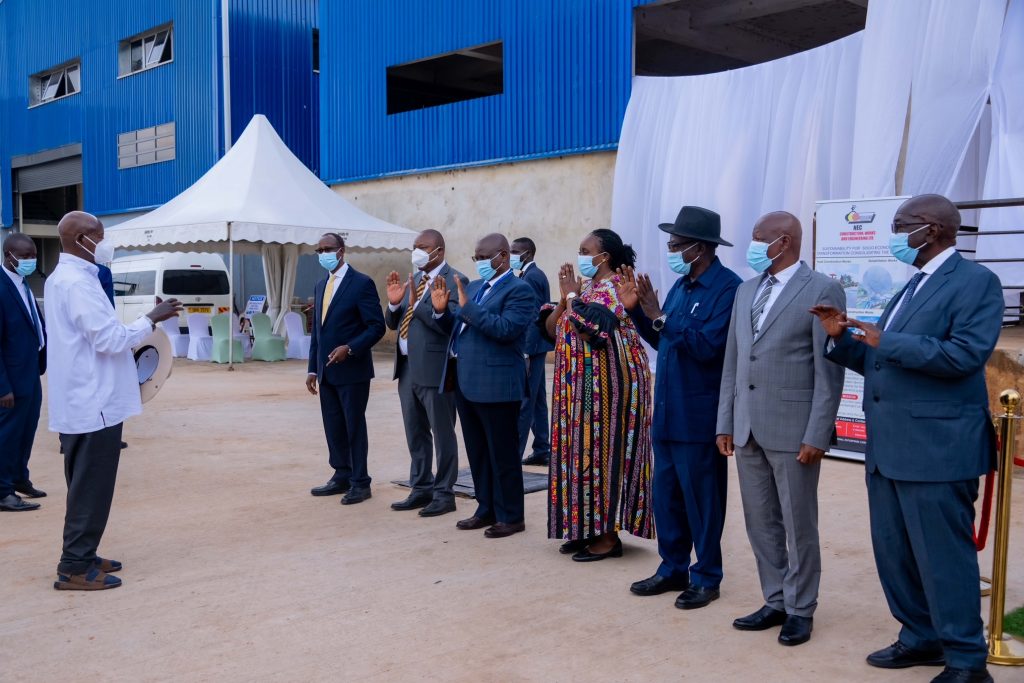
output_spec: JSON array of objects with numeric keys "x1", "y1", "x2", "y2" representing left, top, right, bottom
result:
[{"x1": 319, "y1": 0, "x2": 638, "y2": 184}]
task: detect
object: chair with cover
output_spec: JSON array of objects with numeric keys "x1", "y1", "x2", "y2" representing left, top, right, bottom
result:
[
  {"x1": 283, "y1": 311, "x2": 311, "y2": 360},
  {"x1": 186, "y1": 313, "x2": 213, "y2": 361},
  {"x1": 211, "y1": 313, "x2": 245, "y2": 364},
  {"x1": 251, "y1": 313, "x2": 286, "y2": 362}
]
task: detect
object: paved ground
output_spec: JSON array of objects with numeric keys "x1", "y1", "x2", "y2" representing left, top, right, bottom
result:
[{"x1": 1, "y1": 356, "x2": 1022, "y2": 682}]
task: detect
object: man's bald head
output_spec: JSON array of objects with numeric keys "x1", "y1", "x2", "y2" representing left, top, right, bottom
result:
[
  {"x1": 897, "y1": 194, "x2": 960, "y2": 241},
  {"x1": 473, "y1": 233, "x2": 511, "y2": 279},
  {"x1": 57, "y1": 211, "x2": 104, "y2": 262},
  {"x1": 417, "y1": 229, "x2": 445, "y2": 250},
  {"x1": 751, "y1": 211, "x2": 802, "y2": 273}
]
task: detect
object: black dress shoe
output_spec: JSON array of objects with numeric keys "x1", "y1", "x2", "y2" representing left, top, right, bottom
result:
[
  {"x1": 630, "y1": 573, "x2": 689, "y2": 596},
  {"x1": 310, "y1": 480, "x2": 349, "y2": 496},
  {"x1": 522, "y1": 452, "x2": 550, "y2": 466},
  {"x1": 120, "y1": 441, "x2": 128, "y2": 449},
  {"x1": 733, "y1": 605, "x2": 788, "y2": 631},
  {"x1": 559, "y1": 538, "x2": 590, "y2": 555},
  {"x1": 778, "y1": 615, "x2": 813, "y2": 646},
  {"x1": 930, "y1": 666, "x2": 993, "y2": 683},
  {"x1": 14, "y1": 480, "x2": 46, "y2": 498},
  {"x1": 867, "y1": 641, "x2": 945, "y2": 669},
  {"x1": 391, "y1": 493, "x2": 432, "y2": 511},
  {"x1": 675, "y1": 585, "x2": 720, "y2": 610},
  {"x1": 0, "y1": 494, "x2": 40, "y2": 511},
  {"x1": 484, "y1": 521, "x2": 526, "y2": 538},
  {"x1": 419, "y1": 499, "x2": 456, "y2": 517},
  {"x1": 456, "y1": 515, "x2": 496, "y2": 530},
  {"x1": 341, "y1": 488, "x2": 371, "y2": 505},
  {"x1": 572, "y1": 538, "x2": 623, "y2": 562}
]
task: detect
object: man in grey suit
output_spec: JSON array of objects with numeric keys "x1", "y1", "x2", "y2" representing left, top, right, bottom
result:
[
  {"x1": 385, "y1": 229, "x2": 468, "y2": 517},
  {"x1": 716, "y1": 211, "x2": 844, "y2": 647}
]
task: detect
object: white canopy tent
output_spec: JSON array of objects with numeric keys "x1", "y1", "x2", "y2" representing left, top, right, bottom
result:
[{"x1": 106, "y1": 114, "x2": 416, "y2": 341}]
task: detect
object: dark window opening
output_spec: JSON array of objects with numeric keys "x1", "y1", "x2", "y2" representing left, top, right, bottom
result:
[
  {"x1": 113, "y1": 270, "x2": 157, "y2": 297},
  {"x1": 387, "y1": 41, "x2": 503, "y2": 115},
  {"x1": 20, "y1": 185, "x2": 80, "y2": 223},
  {"x1": 163, "y1": 270, "x2": 230, "y2": 296},
  {"x1": 312, "y1": 29, "x2": 320, "y2": 73}
]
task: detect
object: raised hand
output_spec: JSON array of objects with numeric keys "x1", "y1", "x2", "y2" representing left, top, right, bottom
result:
[
  {"x1": 455, "y1": 276, "x2": 469, "y2": 307},
  {"x1": 558, "y1": 263, "x2": 581, "y2": 302},
  {"x1": 386, "y1": 270, "x2": 409, "y2": 306},
  {"x1": 636, "y1": 273, "x2": 662, "y2": 319},
  {"x1": 431, "y1": 276, "x2": 451, "y2": 314},
  {"x1": 147, "y1": 298, "x2": 184, "y2": 323},
  {"x1": 809, "y1": 305, "x2": 847, "y2": 338},
  {"x1": 615, "y1": 266, "x2": 640, "y2": 311},
  {"x1": 843, "y1": 318, "x2": 881, "y2": 348}
]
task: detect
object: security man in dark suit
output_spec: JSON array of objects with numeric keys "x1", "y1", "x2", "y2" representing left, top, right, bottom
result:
[
  {"x1": 813, "y1": 194, "x2": 1003, "y2": 683},
  {"x1": 384, "y1": 229, "x2": 468, "y2": 517},
  {"x1": 306, "y1": 232, "x2": 386, "y2": 505},
  {"x1": 0, "y1": 233, "x2": 47, "y2": 511},
  {"x1": 511, "y1": 237, "x2": 555, "y2": 466},
  {"x1": 431, "y1": 233, "x2": 535, "y2": 538},
  {"x1": 617, "y1": 207, "x2": 741, "y2": 610}
]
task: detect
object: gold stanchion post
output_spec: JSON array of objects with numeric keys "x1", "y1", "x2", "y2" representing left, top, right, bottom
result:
[{"x1": 987, "y1": 389, "x2": 1024, "y2": 666}]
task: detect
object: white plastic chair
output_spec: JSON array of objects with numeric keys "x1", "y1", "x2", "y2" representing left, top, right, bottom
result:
[
  {"x1": 232, "y1": 314, "x2": 254, "y2": 358},
  {"x1": 284, "y1": 311, "x2": 311, "y2": 360},
  {"x1": 161, "y1": 318, "x2": 190, "y2": 358},
  {"x1": 186, "y1": 313, "x2": 213, "y2": 361}
]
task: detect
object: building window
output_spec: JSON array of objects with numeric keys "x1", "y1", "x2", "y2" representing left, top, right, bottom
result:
[
  {"x1": 119, "y1": 24, "x2": 173, "y2": 77},
  {"x1": 386, "y1": 41, "x2": 503, "y2": 115},
  {"x1": 29, "y1": 61, "x2": 81, "y2": 107},
  {"x1": 118, "y1": 122, "x2": 176, "y2": 169},
  {"x1": 312, "y1": 29, "x2": 320, "y2": 73}
]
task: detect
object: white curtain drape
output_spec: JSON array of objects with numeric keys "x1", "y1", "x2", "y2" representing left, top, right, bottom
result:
[{"x1": 260, "y1": 243, "x2": 299, "y2": 334}]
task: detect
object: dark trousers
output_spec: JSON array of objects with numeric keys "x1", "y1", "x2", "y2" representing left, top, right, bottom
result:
[
  {"x1": 318, "y1": 379, "x2": 371, "y2": 489},
  {"x1": 517, "y1": 353, "x2": 551, "y2": 459},
  {"x1": 397, "y1": 357, "x2": 458, "y2": 501},
  {"x1": 58, "y1": 424, "x2": 123, "y2": 575},
  {"x1": 867, "y1": 470, "x2": 986, "y2": 671},
  {"x1": 455, "y1": 391, "x2": 524, "y2": 524},
  {"x1": 653, "y1": 439, "x2": 728, "y2": 588},
  {"x1": 0, "y1": 381, "x2": 42, "y2": 497}
]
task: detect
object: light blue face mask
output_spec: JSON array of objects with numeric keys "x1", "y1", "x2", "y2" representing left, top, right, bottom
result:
[
  {"x1": 318, "y1": 252, "x2": 340, "y2": 272},
  {"x1": 666, "y1": 244, "x2": 699, "y2": 275},
  {"x1": 509, "y1": 254, "x2": 523, "y2": 271},
  {"x1": 577, "y1": 252, "x2": 607, "y2": 279},
  {"x1": 746, "y1": 235, "x2": 783, "y2": 273},
  {"x1": 475, "y1": 253, "x2": 499, "y2": 281},
  {"x1": 15, "y1": 258, "x2": 37, "y2": 277},
  {"x1": 888, "y1": 224, "x2": 930, "y2": 265}
]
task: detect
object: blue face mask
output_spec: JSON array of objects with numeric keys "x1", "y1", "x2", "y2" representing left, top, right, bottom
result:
[
  {"x1": 746, "y1": 235, "x2": 783, "y2": 273},
  {"x1": 577, "y1": 252, "x2": 606, "y2": 279},
  {"x1": 888, "y1": 224, "x2": 930, "y2": 265},
  {"x1": 14, "y1": 258, "x2": 37, "y2": 277},
  {"x1": 475, "y1": 253, "x2": 499, "y2": 281},
  {"x1": 318, "y1": 252, "x2": 340, "y2": 272},
  {"x1": 666, "y1": 244, "x2": 699, "y2": 276},
  {"x1": 509, "y1": 254, "x2": 523, "y2": 271}
]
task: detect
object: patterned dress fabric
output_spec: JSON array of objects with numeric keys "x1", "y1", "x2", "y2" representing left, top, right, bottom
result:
[{"x1": 548, "y1": 275, "x2": 655, "y2": 540}]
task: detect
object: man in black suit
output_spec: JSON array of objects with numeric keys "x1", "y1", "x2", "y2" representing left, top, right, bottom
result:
[
  {"x1": 0, "y1": 234, "x2": 47, "y2": 511},
  {"x1": 511, "y1": 237, "x2": 554, "y2": 466},
  {"x1": 306, "y1": 233, "x2": 386, "y2": 505}
]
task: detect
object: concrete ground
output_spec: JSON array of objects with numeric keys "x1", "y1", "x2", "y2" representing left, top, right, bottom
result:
[{"x1": 2, "y1": 356, "x2": 1022, "y2": 682}]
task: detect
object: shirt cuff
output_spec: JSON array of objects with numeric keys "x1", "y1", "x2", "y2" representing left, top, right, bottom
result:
[
  {"x1": 432, "y1": 311, "x2": 444, "y2": 319},
  {"x1": 388, "y1": 303, "x2": 400, "y2": 312}
]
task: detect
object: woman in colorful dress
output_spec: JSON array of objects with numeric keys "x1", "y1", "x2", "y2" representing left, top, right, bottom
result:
[{"x1": 544, "y1": 228, "x2": 654, "y2": 561}]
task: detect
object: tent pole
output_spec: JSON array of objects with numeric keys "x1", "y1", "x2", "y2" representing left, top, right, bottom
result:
[{"x1": 228, "y1": 223, "x2": 234, "y2": 371}]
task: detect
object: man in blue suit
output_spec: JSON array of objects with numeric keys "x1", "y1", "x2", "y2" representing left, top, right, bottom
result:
[
  {"x1": 812, "y1": 194, "x2": 1003, "y2": 683},
  {"x1": 306, "y1": 233, "x2": 386, "y2": 505},
  {"x1": 0, "y1": 234, "x2": 47, "y2": 511},
  {"x1": 618, "y1": 206, "x2": 741, "y2": 610},
  {"x1": 431, "y1": 233, "x2": 535, "y2": 538},
  {"x1": 511, "y1": 237, "x2": 554, "y2": 466}
]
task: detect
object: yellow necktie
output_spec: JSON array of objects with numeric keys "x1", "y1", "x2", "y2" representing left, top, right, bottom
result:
[
  {"x1": 399, "y1": 277, "x2": 429, "y2": 339},
  {"x1": 321, "y1": 275, "x2": 336, "y2": 324}
]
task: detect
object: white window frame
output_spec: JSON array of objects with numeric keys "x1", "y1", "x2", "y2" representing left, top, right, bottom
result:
[
  {"x1": 118, "y1": 122, "x2": 176, "y2": 170},
  {"x1": 28, "y1": 60, "x2": 81, "y2": 108},
  {"x1": 118, "y1": 23, "x2": 174, "y2": 78}
]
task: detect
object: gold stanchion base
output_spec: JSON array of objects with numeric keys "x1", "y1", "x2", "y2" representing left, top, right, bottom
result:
[
  {"x1": 988, "y1": 634, "x2": 1024, "y2": 666},
  {"x1": 981, "y1": 576, "x2": 992, "y2": 597}
]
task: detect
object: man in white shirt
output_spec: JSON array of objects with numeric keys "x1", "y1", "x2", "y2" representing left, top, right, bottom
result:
[{"x1": 46, "y1": 211, "x2": 182, "y2": 591}]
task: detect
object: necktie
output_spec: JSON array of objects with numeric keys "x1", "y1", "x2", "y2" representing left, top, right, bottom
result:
[
  {"x1": 23, "y1": 281, "x2": 41, "y2": 342},
  {"x1": 751, "y1": 274, "x2": 777, "y2": 336},
  {"x1": 399, "y1": 277, "x2": 428, "y2": 339},
  {"x1": 885, "y1": 272, "x2": 925, "y2": 331},
  {"x1": 453, "y1": 282, "x2": 491, "y2": 357},
  {"x1": 321, "y1": 275, "x2": 336, "y2": 324}
]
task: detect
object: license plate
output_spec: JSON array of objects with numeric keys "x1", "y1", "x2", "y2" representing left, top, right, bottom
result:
[{"x1": 187, "y1": 306, "x2": 212, "y2": 314}]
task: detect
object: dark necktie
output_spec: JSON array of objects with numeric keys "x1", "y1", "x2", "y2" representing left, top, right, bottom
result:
[
  {"x1": 751, "y1": 275, "x2": 777, "y2": 337},
  {"x1": 885, "y1": 272, "x2": 925, "y2": 330},
  {"x1": 23, "y1": 281, "x2": 41, "y2": 343}
]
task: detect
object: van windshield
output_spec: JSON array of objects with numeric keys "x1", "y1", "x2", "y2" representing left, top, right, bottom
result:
[{"x1": 163, "y1": 270, "x2": 230, "y2": 296}]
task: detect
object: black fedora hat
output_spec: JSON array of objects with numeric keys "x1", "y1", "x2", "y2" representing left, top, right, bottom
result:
[{"x1": 658, "y1": 206, "x2": 733, "y2": 247}]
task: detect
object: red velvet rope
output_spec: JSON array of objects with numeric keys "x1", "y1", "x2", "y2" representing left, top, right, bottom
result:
[{"x1": 974, "y1": 469, "x2": 996, "y2": 552}]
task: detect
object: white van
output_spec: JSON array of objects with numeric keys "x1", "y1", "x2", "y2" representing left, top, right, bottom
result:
[{"x1": 111, "y1": 252, "x2": 231, "y2": 330}]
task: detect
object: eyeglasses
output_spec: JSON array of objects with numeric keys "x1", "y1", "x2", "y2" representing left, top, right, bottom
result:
[
  {"x1": 667, "y1": 241, "x2": 696, "y2": 253},
  {"x1": 890, "y1": 221, "x2": 930, "y2": 234},
  {"x1": 314, "y1": 247, "x2": 338, "y2": 254}
]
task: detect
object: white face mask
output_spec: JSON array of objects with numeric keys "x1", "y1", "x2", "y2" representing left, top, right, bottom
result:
[
  {"x1": 411, "y1": 246, "x2": 439, "y2": 270},
  {"x1": 83, "y1": 234, "x2": 115, "y2": 265}
]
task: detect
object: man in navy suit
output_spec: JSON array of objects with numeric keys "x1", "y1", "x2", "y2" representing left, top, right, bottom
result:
[
  {"x1": 511, "y1": 237, "x2": 554, "y2": 467},
  {"x1": 431, "y1": 233, "x2": 535, "y2": 538},
  {"x1": 812, "y1": 195, "x2": 1003, "y2": 683},
  {"x1": 0, "y1": 233, "x2": 47, "y2": 511},
  {"x1": 619, "y1": 206, "x2": 741, "y2": 610},
  {"x1": 306, "y1": 233, "x2": 386, "y2": 505}
]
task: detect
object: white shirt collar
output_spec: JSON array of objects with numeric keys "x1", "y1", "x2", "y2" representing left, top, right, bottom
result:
[
  {"x1": 486, "y1": 268, "x2": 514, "y2": 287},
  {"x1": 768, "y1": 259, "x2": 801, "y2": 284},
  {"x1": 520, "y1": 261, "x2": 535, "y2": 273},
  {"x1": 919, "y1": 246, "x2": 956, "y2": 275},
  {"x1": 424, "y1": 261, "x2": 446, "y2": 280},
  {"x1": 59, "y1": 252, "x2": 100, "y2": 275},
  {"x1": 3, "y1": 264, "x2": 23, "y2": 287},
  {"x1": 330, "y1": 262, "x2": 350, "y2": 281}
]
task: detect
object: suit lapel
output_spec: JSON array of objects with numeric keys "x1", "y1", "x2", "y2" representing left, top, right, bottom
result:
[
  {"x1": 889, "y1": 253, "x2": 960, "y2": 333},
  {"x1": 736, "y1": 278, "x2": 758, "y2": 346},
  {"x1": 324, "y1": 267, "x2": 356, "y2": 321},
  {"x1": 754, "y1": 263, "x2": 811, "y2": 342},
  {"x1": 1, "y1": 269, "x2": 37, "y2": 331}
]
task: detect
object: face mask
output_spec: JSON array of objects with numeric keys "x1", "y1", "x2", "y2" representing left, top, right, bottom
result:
[
  {"x1": 411, "y1": 247, "x2": 438, "y2": 270},
  {"x1": 509, "y1": 254, "x2": 523, "y2": 271},
  {"x1": 577, "y1": 252, "x2": 606, "y2": 279},
  {"x1": 888, "y1": 224, "x2": 930, "y2": 265},
  {"x1": 475, "y1": 253, "x2": 499, "y2": 281},
  {"x1": 13, "y1": 258, "x2": 37, "y2": 277},
  {"x1": 666, "y1": 244, "x2": 699, "y2": 275},
  {"x1": 746, "y1": 236, "x2": 783, "y2": 274},
  {"x1": 83, "y1": 235, "x2": 115, "y2": 265},
  {"x1": 318, "y1": 252, "x2": 340, "y2": 272}
]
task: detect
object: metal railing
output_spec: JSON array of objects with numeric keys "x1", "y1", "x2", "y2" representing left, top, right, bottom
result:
[{"x1": 954, "y1": 197, "x2": 1024, "y2": 324}]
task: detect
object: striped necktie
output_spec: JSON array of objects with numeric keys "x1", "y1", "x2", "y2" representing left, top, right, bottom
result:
[
  {"x1": 399, "y1": 277, "x2": 428, "y2": 339},
  {"x1": 884, "y1": 271, "x2": 925, "y2": 331},
  {"x1": 321, "y1": 275, "x2": 336, "y2": 324},
  {"x1": 751, "y1": 274, "x2": 777, "y2": 336}
]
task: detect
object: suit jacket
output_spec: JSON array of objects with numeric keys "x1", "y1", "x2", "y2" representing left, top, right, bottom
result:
[
  {"x1": 519, "y1": 263, "x2": 555, "y2": 356},
  {"x1": 632, "y1": 258, "x2": 741, "y2": 443},
  {"x1": 384, "y1": 263, "x2": 469, "y2": 387},
  {"x1": 826, "y1": 252, "x2": 1002, "y2": 481},
  {"x1": 716, "y1": 262, "x2": 845, "y2": 452},
  {"x1": 308, "y1": 266, "x2": 386, "y2": 385},
  {"x1": 0, "y1": 269, "x2": 46, "y2": 397},
  {"x1": 437, "y1": 271, "x2": 534, "y2": 403}
]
